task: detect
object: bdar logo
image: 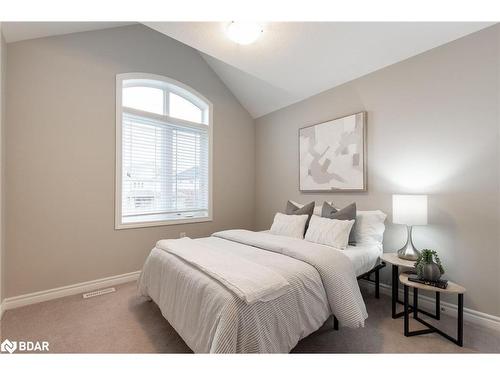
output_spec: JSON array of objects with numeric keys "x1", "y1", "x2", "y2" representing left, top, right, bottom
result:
[
  {"x1": 1, "y1": 339, "x2": 17, "y2": 354},
  {"x1": 1, "y1": 339, "x2": 49, "y2": 353}
]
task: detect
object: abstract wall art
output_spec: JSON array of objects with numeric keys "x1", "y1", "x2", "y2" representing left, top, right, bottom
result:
[{"x1": 299, "y1": 112, "x2": 366, "y2": 192}]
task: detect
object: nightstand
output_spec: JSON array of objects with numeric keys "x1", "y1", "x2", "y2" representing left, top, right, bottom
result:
[
  {"x1": 380, "y1": 252, "x2": 441, "y2": 320},
  {"x1": 400, "y1": 272, "x2": 466, "y2": 347}
]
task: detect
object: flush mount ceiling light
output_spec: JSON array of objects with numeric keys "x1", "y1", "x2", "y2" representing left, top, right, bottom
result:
[{"x1": 226, "y1": 22, "x2": 263, "y2": 45}]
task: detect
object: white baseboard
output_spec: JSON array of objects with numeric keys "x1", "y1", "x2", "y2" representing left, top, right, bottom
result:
[
  {"x1": 361, "y1": 280, "x2": 500, "y2": 332},
  {"x1": 3, "y1": 272, "x2": 500, "y2": 333},
  {"x1": 2, "y1": 271, "x2": 141, "y2": 312}
]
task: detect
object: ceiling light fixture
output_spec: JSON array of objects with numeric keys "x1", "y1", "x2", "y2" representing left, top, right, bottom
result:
[{"x1": 226, "y1": 22, "x2": 263, "y2": 45}]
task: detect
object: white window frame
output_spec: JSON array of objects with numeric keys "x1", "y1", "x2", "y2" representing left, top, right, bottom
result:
[{"x1": 115, "y1": 72, "x2": 213, "y2": 229}]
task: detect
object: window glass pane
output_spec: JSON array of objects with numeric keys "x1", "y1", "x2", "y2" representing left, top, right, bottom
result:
[
  {"x1": 174, "y1": 130, "x2": 208, "y2": 212},
  {"x1": 169, "y1": 92, "x2": 203, "y2": 123},
  {"x1": 122, "y1": 117, "x2": 169, "y2": 216},
  {"x1": 123, "y1": 86, "x2": 164, "y2": 115},
  {"x1": 121, "y1": 113, "x2": 209, "y2": 223}
]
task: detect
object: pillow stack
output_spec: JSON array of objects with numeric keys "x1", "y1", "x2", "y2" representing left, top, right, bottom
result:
[
  {"x1": 321, "y1": 202, "x2": 357, "y2": 246},
  {"x1": 269, "y1": 200, "x2": 315, "y2": 239},
  {"x1": 285, "y1": 200, "x2": 315, "y2": 233},
  {"x1": 268, "y1": 200, "x2": 386, "y2": 249},
  {"x1": 269, "y1": 200, "x2": 359, "y2": 250}
]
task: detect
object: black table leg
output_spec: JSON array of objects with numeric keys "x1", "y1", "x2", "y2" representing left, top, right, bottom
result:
[
  {"x1": 375, "y1": 267, "x2": 380, "y2": 299},
  {"x1": 404, "y1": 285, "x2": 409, "y2": 336},
  {"x1": 436, "y1": 292, "x2": 441, "y2": 320},
  {"x1": 333, "y1": 315, "x2": 339, "y2": 331},
  {"x1": 392, "y1": 265, "x2": 398, "y2": 318},
  {"x1": 413, "y1": 288, "x2": 418, "y2": 319},
  {"x1": 458, "y1": 294, "x2": 463, "y2": 347}
]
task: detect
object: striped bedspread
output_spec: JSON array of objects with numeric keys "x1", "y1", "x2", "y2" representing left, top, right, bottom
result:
[
  {"x1": 213, "y1": 230, "x2": 368, "y2": 328},
  {"x1": 138, "y1": 230, "x2": 368, "y2": 353}
]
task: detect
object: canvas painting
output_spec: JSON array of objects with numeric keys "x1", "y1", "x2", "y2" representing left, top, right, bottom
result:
[{"x1": 299, "y1": 112, "x2": 366, "y2": 192}]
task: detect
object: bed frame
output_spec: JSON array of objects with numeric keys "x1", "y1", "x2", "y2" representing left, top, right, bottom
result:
[{"x1": 332, "y1": 261, "x2": 386, "y2": 330}]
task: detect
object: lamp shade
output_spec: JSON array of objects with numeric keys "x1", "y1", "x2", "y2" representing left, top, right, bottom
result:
[{"x1": 392, "y1": 194, "x2": 428, "y2": 226}]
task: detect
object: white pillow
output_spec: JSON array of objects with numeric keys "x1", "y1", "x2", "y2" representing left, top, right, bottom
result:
[
  {"x1": 304, "y1": 215, "x2": 355, "y2": 250},
  {"x1": 354, "y1": 210, "x2": 387, "y2": 244},
  {"x1": 269, "y1": 213, "x2": 308, "y2": 239}
]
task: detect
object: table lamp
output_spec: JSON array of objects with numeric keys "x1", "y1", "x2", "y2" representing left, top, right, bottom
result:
[{"x1": 392, "y1": 194, "x2": 428, "y2": 260}]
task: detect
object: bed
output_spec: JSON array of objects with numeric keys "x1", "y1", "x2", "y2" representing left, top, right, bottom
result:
[{"x1": 138, "y1": 214, "x2": 386, "y2": 353}]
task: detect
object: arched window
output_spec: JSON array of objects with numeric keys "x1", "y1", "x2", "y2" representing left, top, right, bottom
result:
[{"x1": 115, "y1": 73, "x2": 212, "y2": 228}]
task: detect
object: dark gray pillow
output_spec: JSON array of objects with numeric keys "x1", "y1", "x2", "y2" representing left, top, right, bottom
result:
[
  {"x1": 286, "y1": 201, "x2": 315, "y2": 234},
  {"x1": 321, "y1": 202, "x2": 357, "y2": 245}
]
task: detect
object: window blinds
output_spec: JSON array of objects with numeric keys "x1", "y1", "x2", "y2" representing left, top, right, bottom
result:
[{"x1": 121, "y1": 112, "x2": 209, "y2": 222}]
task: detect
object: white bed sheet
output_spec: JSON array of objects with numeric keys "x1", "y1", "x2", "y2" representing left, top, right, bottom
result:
[{"x1": 343, "y1": 242, "x2": 383, "y2": 277}]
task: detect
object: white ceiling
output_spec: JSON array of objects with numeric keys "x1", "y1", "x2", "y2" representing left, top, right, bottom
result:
[
  {"x1": 1, "y1": 22, "x2": 494, "y2": 118},
  {"x1": 1, "y1": 22, "x2": 135, "y2": 43},
  {"x1": 144, "y1": 22, "x2": 495, "y2": 118}
]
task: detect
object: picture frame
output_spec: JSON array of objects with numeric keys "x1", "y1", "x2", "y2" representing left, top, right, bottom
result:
[{"x1": 299, "y1": 111, "x2": 367, "y2": 192}]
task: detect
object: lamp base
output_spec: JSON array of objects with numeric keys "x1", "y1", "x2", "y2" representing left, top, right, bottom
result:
[{"x1": 397, "y1": 225, "x2": 421, "y2": 261}]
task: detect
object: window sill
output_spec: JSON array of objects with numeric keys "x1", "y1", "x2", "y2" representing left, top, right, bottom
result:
[{"x1": 115, "y1": 215, "x2": 212, "y2": 230}]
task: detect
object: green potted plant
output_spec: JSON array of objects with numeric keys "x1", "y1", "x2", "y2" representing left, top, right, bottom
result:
[{"x1": 414, "y1": 249, "x2": 445, "y2": 281}]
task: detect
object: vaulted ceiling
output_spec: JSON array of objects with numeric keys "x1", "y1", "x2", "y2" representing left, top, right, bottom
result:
[
  {"x1": 2, "y1": 21, "x2": 494, "y2": 118},
  {"x1": 145, "y1": 22, "x2": 494, "y2": 118}
]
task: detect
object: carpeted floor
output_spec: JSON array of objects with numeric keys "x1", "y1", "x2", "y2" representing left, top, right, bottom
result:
[{"x1": 1, "y1": 281, "x2": 499, "y2": 353}]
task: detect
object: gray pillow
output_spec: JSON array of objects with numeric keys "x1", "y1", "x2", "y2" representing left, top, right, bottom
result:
[
  {"x1": 321, "y1": 202, "x2": 357, "y2": 245},
  {"x1": 286, "y1": 201, "x2": 315, "y2": 234}
]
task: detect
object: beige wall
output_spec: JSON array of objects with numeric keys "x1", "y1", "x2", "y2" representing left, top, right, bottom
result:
[
  {"x1": 5, "y1": 25, "x2": 255, "y2": 297},
  {"x1": 256, "y1": 26, "x2": 500, "y2": 316},
  {"x1": 0, "y1": 25, "x2": 5, "y2": 307}
]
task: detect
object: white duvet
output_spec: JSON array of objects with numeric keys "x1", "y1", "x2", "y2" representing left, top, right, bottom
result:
[
  {"x1": 155, "y1": 237, "x2": 290, "y2": 304},
  {"x1": 138, "y1": 230, "x2": 368, "y2": 353}
]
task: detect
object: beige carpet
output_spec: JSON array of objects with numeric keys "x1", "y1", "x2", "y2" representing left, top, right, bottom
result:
[{"x1": 1, "y1": 281, "x2": 499, "y2": 353}]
